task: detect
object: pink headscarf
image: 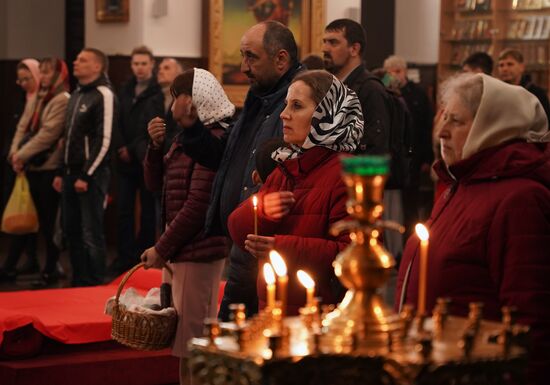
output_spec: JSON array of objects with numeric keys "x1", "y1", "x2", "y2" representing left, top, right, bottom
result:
[{"x1": 20, "y1": 58, "x2": 40, "y2": 99}]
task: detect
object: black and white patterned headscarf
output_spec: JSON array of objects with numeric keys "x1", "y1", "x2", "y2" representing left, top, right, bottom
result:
[
  {"x1": 193, "y1": 68, "x2": 236, "y2": 128},
  {"x1": 272, "y1": 75, "x2": 364, "y2": 162}
]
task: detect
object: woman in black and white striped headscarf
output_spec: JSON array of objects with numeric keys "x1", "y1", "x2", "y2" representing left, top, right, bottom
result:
[
  {"x1": 228, "y1": 70, "x2": 365, "y2": 314},
  {"x1": 272, "y1": 69, "x2": 363, "y2": 162}
]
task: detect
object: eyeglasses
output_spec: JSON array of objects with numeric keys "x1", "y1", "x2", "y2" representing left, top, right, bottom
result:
[{"x1": 16, "y1": 77, "x2": 32, "y2": 85}]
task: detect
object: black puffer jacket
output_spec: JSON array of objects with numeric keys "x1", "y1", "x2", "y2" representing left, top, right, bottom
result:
[{"x1": 62, "y1": 74, "x2": 118, "y2": 180}]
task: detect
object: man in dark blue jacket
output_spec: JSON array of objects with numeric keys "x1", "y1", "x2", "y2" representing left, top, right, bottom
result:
[
  {"x1": 178, "y1": 21, "x2": 302, "y2": 320},
  {"x1": 53, "y1": 48, "x2": 118, "y2": 286}
]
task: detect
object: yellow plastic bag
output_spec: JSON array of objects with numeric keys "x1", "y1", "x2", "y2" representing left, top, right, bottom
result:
[{"x1": 1, "y1": 173, "x2": 39, "y2": 234}]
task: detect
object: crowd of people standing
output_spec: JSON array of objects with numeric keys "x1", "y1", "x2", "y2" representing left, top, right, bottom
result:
[{"x1": 0, "y1": 17, "x2": 549, "y2": 385}]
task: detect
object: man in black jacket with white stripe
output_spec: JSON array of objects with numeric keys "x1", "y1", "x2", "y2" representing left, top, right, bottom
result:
[{"x1": 53, "y1": 48, "x2": 118, "y2": 286}]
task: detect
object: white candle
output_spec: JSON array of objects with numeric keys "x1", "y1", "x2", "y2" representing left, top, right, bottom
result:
[
  {"x1": 297, "y1": 270, "x2": 315, "y2": 307},
  {"x1": 269, "y1": 250, "x2": 288, "y2": 317},
  {"x1": 252, "y1": 195, "x2": 258, "y2": 236},
  {"x1": 415, "y1": 223, "x2": 430, "y2": 315},
  {"x1": 263, "y1": 263, "x2": 276, "y2": 309}
]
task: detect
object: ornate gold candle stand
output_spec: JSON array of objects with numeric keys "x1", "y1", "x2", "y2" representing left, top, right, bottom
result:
[{"x1": 189, "y1": 156, "x2": 528, "y2": 385}]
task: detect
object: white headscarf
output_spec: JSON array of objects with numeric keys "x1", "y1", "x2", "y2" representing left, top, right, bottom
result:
[
  {"x1": 192, "y1": 68, "x2": 235, "y2": 127},
  {"x1": 462, "y1": 74, "x2": 550, "y2": 159},
  {"x1": 272, "y1": 75, "x2": 364, "y2": 162}
]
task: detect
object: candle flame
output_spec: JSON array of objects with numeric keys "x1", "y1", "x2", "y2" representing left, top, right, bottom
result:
[
  {"x1": 252, "y1": 195, "x2": 258, "y2": 208},
  {"x1": 269, "y1": 250, "x2": 287, "y2": 276},
  {"x1": 415, "y1": 223, "x2": 429, "y2": 241},
  {"x1": 263, "y1": 263, "x2": 275, "y2": 285},
  {"x1": 297, "y1": 270, "x2": 315, "y2": 289}
]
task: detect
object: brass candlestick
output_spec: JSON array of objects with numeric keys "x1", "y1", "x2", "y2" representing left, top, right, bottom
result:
[{"x1": 320, "y1": 156, "x2": 405, "y2": 352}]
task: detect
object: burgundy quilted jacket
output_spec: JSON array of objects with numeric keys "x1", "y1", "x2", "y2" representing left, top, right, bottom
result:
[
  {"x1": 395, "y1": 141, "x2": 550, "y2": 385},
  {"x1": 143, "y1": 126, "x2": 228, "y2": 263},
  {"x1": 228, "y1": 146, "x2": 351, "y2": 315}
]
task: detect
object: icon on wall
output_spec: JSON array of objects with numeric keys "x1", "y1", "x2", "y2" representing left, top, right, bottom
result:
[
  {"x1": 208, "y1": 0, "x2": 325, "y2": 106},
  {"x1": 96, "y1": 0, "x2": 130, "y2": 23}
]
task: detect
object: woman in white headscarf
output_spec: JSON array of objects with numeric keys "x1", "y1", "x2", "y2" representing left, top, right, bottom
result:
[
  {"x1": 395, "y1": 73, "x2": 550, "y2": 385},
  {"x1": 228, "y1": 70, "x2": 364, "y2": 315},
  {"x1": 141, "y1": 68, "x2": 235, "y2": 385}
]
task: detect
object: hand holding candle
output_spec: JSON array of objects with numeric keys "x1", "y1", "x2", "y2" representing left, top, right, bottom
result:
[
  {"x1": 263, "y1": 263, "x2": 276, "y2": 309},
  {"x1": 415, "y1": 223, "x2": 430, "y2": 315},
  {"x1": 269, "y1": 250, "x2": 288, "y2": 317},
  {"x1": 297, "y1": 270, "x2": 315, "y2": 308},
  {"x1": 252, "y1": 195, "x2": 258, "y2": 235}
]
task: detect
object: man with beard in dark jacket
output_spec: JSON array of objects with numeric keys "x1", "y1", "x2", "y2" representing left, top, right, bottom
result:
[
  {"x1": 52, "y1": 48, "x2": 118, "y2": 286},
  {"x1": 322, "y1": 19, "x2": 391, "y2": 157},
  {"x1": 176, "y1": 21, "x2": 302, "y2": 320},
  {"x1": 323, "y1": 19, "x2": 402, "y2": 302},
  {"x1": 109, "y1": 46, "x2": 161, "y2": 276}
]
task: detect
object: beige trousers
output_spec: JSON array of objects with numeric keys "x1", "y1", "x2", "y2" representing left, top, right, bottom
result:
[{"x1": 163, "y1": 258, "x2": 224, "y2": 358}]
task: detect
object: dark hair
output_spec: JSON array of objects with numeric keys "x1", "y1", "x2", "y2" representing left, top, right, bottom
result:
[
  {"x1": 498, "y1": 48, "x2": 524, "y2": 63},
  {"x1": 302, "y1": 54, "x2": 324, "y2": 70},
  {"x1": 255, "y1": 138, "x2": 284, "y2": 183},
  {"x1": 82, "y1": 47, "x2": 109, "y2": 73},
  {"x1": 16, "y1": 62, "x2": 30, "y2": 71},
  {"x1": 131, "y1": 45, "x2": 155, "y2": 61},
  {"x1": 463, "y1": 52, "x2": 494, "y2": 75},
  {"x1": 325, "y1": 18, "x2": 367, "y2": 55},
  {"x1": 170, "y1": 69, "x2": 194, "y2": 99},
  {"x1": 291, "y1": 70, "x2": 333, "y2": 105},
  {"x1": 262, "y1": 20, "x2": 298, "y2": 65}
]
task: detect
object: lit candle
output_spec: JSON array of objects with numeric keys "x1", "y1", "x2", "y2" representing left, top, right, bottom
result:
[
  {"x1": 252, "y1": 195, "x2": 258, "y2": 235},
  {"x1": 297, "y1": 270, "x2": 315, "y2": 307},
  {"x1": 269, "y1": 250, "x2": 288, "y2": 317},
  {"x1": 415, "y1": 223, "x2": 430, "y2": 315},
  {"x1": 263, "y1": 263, "x2": 276, "y2": 309}
]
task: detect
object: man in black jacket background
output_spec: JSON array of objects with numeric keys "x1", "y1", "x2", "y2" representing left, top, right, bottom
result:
[
  {"x1": 497, "y1": 48, "x2": 550, "y2": 121},
  {"x1": 53, "y1": 48, "x2": 118, "y2": 286},
  {"x1": 323, "y1": 19, "x2": 403, "y2": 303},
  {"x1": 322, "y1": 18, "x2": 392, "y2": 157},
  {"x1": 109, "y1": 46, "x2": 161, "y2": 276},
  {"x1": 384, "y1": 55, "x2": 434, "y2": 238}
]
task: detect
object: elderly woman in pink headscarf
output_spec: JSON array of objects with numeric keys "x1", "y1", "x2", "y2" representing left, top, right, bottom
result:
[{"x1": 4, "y1": 58, "x2": 70, "y2": 286}]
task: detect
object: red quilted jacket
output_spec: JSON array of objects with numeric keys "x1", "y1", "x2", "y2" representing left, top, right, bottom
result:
[
  {"x1": 395, "y1": 141, "x2": 550, "y2": 385},
  {"x1": 143, "y1": 126, "x2": 228, "y2": 263},
  {"x1": 228, "y1": 146, "x2": 351, "y2": 315}
]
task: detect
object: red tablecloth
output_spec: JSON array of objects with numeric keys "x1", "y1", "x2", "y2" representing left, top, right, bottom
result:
[{"x1": 0, "y1": 268, "x2": 164, "y2": 346}]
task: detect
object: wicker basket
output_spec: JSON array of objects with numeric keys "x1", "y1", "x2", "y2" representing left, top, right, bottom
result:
[{"x1": 111, "y1": 262, "x2": 177, "y2": 350}]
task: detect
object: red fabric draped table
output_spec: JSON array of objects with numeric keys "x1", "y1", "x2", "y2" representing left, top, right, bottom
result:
[{"x1": 0, "y1": 268, "x2": 226, "y2": 385}]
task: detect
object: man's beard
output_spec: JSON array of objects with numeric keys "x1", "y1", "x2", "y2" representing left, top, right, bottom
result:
[
  {"x1": 323, "y1": 56, "x2": 340, "y2": 74},
  {"x1": 248, "y1": 73, "x2": 279, "y2": 95}
]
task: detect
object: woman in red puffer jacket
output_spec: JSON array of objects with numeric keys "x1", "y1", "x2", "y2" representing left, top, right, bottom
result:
[
  {"x1": 395, "y1": 73, "x2": 550, "y2": 385},
  {"x1": 228, "y1": 70, "x2": 364, "y2": 316}
]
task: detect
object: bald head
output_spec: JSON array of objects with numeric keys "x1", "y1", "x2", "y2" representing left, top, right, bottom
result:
[
  {"x1": 157, "y1": 58, "x2": 184, "y2": 87},
  {"x1": 240, "y1": 21, "x2": 297, "y2": 93}
]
